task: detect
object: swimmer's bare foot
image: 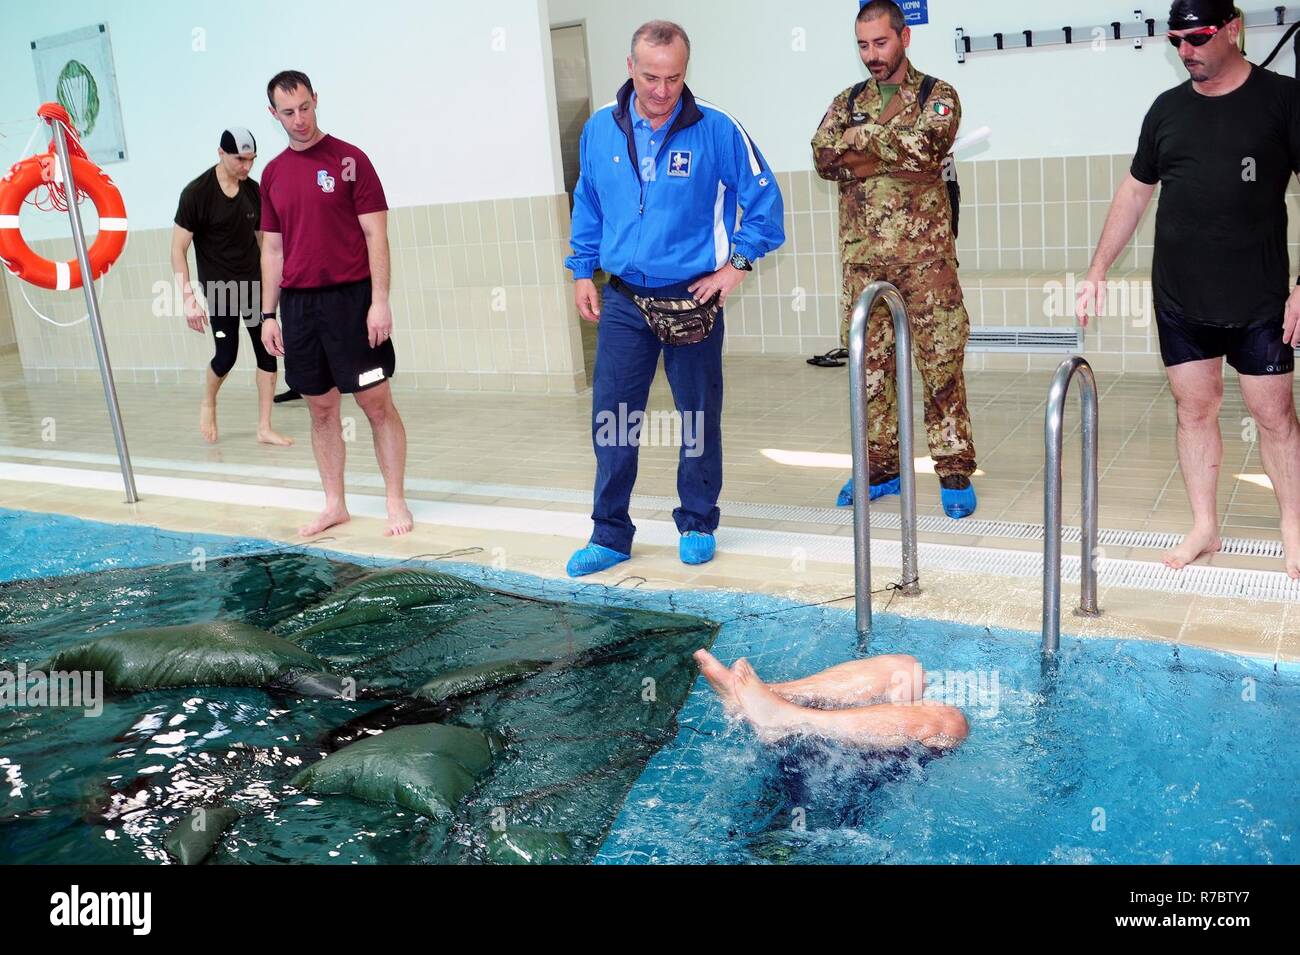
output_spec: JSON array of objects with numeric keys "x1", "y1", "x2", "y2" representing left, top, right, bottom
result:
[
  {"x1": 200, "y1": 401, "x2": 218, "y2": 444},
  {"x1": 1162, "y1": 523, "x2": 1221, "y2": 570},
  {"x1": 385, "y1": 501, "x2": 414, "y2": 537},
  {"x1": 257, "y1": 427, "x2": 294, "y2": 447},
  {"x1": 920, "y1": 707, "x2": 971, "y2": 751},
  {"x1": 693, "y1": 649, "x2": 741, "y2": 717},
  {"x1": 730, "y1": 658, "x2": 812, "y2": 744},
  {"x1": 300, "y1": 505, "x2": 349, "y2": 538},
  {"x1": 1282, "y1": 518, "x2": 1300, "y2": 580}
]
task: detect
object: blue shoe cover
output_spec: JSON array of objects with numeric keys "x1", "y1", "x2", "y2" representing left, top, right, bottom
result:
[
  {"x1": 941, "y1": 483, "x2": 978, "y2": 519},
  {"x1": 566, "y1": 543, "x2": 630, "y2": 578},
  {"x1": 836, "y1": 476, "x2": 902, "y2": 507},
  {"x1": 679, "y1": 532, "x2": 716, "y2": 566}
]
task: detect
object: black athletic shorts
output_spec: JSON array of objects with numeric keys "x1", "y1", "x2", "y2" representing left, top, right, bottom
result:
[
  {"x1": 1155, "y1": 309, "x2": 1295, "y2": 376},
  {"x1": 279, "y1": 278, "x2": 396, "y2": 396}
]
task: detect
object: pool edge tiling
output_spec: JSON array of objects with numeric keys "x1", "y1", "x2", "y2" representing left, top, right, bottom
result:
[{"x1": 0, "y1": 477, "x2": 1294, "y2": 664}]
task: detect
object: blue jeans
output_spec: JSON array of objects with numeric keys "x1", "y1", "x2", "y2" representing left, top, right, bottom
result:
[{"x1": 589, "y1": 277, "x2": 725, "y2": 554}]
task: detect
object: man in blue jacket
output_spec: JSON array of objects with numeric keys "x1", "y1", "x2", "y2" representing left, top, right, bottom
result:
[{"x1": 564, "y1": 19, "x2": 785, "y2": 577}]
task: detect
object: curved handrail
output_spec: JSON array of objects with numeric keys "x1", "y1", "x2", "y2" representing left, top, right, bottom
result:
[
  {"x1": 847, "y1": 280, "x2": 921, "y2": 644},
  {"x1": 1042, "y1": 355, "x2": 1100, "y2": 656}
]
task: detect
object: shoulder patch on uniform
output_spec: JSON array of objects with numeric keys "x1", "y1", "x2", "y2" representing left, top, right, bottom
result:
[{"x1": 932, "y1": 102, "x2": 954, "y2": 117}]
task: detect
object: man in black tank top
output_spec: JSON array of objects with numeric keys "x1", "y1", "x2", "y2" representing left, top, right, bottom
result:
[
  {"x1": 1077, "y1": 0, "x2": 1300, "y2": 580},
  {"x1": 170, "y1": 127, "x2": 295, "y2": 447}
]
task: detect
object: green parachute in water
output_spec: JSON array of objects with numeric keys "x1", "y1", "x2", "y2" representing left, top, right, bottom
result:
[
  {"x1": 0, "y1": 553, "x2": 719, "y2": 865},
  {"x1": 56, "y1": 59, "x2": 100, "y2": 137}
]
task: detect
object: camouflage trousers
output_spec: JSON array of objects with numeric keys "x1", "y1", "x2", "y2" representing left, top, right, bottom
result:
[{"x1": 840, "y1": 259, "x2": 977, "y2": 481}]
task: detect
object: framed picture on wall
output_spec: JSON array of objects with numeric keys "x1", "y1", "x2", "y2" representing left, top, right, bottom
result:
[
  {"x1": 31, "y1": 23, "x2": 128, "y2": 164},
  {"x1": 858, "y1": 0, "x2": 928, "y2": 26}
]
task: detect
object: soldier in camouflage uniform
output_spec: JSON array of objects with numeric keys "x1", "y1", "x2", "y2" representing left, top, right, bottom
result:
[{"x1": 812, "y1": 0, "x2": 977, "y2": 518}]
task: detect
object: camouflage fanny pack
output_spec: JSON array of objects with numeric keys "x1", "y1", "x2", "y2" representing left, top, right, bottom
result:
[{"x1": 612, "y1": 276, "x2": 721, "y2": 346}]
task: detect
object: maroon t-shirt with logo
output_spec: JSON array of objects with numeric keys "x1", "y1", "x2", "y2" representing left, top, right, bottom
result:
[{"x1": 260, "y1": 134, "x2": 388, "y2": 289}]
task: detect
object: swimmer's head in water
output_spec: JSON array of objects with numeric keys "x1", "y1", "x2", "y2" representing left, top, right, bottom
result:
[{"x1": 1168, "y1": 1, "x2": 1243, "y2": 82}]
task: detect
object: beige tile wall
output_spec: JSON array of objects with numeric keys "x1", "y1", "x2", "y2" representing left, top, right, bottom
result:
[
  {"x1": 953, "y1": 153, "x2": 1296, "y2": 373},
  {"x1": 6, "y1": 194, "x2": 587, "y2": 395},
  {"x1": 11, "y1": 154, "x2": 1296, "y2": 385},
  {"x1": 723, "y1": 158, "x2": 1157, "y2": 369},
  {"x1": 956, "y1": 155, "x2": 1155, "y2": 273},
  {"x1": 725, "y1": 154, "x2": 1300, "y2": 374}
]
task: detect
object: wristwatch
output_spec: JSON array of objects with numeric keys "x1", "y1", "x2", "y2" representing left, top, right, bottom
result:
[
  {"x1": 729, "y1": 252, "x2": 753, "y2": 272},
  {"x1": 261, "y1": 311, "x2": 277, "y2": 322}
]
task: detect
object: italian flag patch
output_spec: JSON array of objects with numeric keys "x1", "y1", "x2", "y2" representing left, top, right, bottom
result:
[{"x1": 933, "y1": 102, "x2": 953, "y2": 117}]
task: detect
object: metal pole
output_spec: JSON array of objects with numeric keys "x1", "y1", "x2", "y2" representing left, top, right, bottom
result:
[
  {"x1": 1079, "y1": 365, "x2": 1100, "y2": 618},
  {"x1": 49, "y1": 120, "x2": 138, "y2": 503},
  {"x1": 1042, "y1": 356, "x2": 1100, "y2": 657},
  {"x1": 849, "y1": 281, "x2": 922, "y2": 646},
  {"x1": 848, "y1": 289, "x2": 874, "y2": 642},
  {"x1": 890, "y1": 287, "x2": 921, "y2": 598},
  {"x1": 1043, "y1": 366, "x2": 1067, "y2": 652}
]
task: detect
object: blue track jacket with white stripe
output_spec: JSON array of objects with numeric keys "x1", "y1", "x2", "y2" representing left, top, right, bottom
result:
[{"x1": 565, "y1": 80, "x2": 786, "y2": 283}]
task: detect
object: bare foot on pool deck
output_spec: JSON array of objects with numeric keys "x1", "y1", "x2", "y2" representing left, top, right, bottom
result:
[
  {"x1": 300, "y1": 506, "x2": 350, "y2": 537},
  {"x1": 694, "y1": 649, "x2": 741, "y2": 717},
  {"x1": 1283, "y1": 519, "x2": 1300, "y2": 580},
  {"x1": 257, "y1": 427, "x2": 294, "y2": 447},
  {"x1": 1162, "y1": 524, "x2": 1222, "y2": 571},
  {"x1": 200, "y1": 401, "x2": 218, "y2": 444},
  {"x1": 385, "y1": 502, "x2": 414, "y2": 537}
]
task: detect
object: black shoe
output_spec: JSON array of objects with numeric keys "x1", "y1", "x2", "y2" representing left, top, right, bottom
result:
[
  {"x1": 939, "y1": 474, "x2": 972, "y2": 491},
  {"x1": 273, "y1": 389, "x2": 302, "y2": 404}
]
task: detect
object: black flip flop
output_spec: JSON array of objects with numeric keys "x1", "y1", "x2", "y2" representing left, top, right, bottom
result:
[{"x1": 807, "y1": 348, "x2": 848, "y2": 368}]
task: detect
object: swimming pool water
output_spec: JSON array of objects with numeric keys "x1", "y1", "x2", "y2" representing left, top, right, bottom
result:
[{"x1": 2, "y1": 507, "x2": 1297, "y2": 864}]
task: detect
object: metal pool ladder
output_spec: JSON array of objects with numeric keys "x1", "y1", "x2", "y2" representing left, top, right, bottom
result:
[
  {"x1": 1043, "y1": 356, "x2": 1101, "y2": 656},
  {"x1": 848, "y1": 281, "x2": 921, "y2": 645}
]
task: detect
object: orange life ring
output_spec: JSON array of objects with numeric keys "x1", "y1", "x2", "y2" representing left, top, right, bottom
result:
[{"x1": 0, "y1": 152, "x2": 128, "y2": 291}]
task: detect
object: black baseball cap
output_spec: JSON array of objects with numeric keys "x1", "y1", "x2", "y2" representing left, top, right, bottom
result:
[{"x1": 1169, "y1": 0, "x2": 1238, "y2": 30}]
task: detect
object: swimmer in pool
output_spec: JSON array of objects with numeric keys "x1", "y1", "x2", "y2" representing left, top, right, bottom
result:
[{"x1": 694, "y1": 649, "x2": 968, "y2": 751}]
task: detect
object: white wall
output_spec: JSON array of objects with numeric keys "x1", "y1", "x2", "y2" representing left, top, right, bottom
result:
[
  {"x1": 0, "y1": 0, "x2": 564, "y2": 240},
  {"x1": 549, "y1": 0, "x2": 1300, "y2": 169}
]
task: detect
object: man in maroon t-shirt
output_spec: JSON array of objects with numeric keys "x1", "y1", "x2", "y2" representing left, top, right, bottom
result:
[{"x1": 259, "y1": 70, "x2": 413, "y2": 538}]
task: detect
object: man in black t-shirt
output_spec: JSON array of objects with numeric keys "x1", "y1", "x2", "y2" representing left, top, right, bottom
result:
[
  {"x1": 171, "y1": 127, "x2": 294, "y2": 446},
  {"x1": 1077, "y1": 0, "x2": 1300, "y2": 581}
]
